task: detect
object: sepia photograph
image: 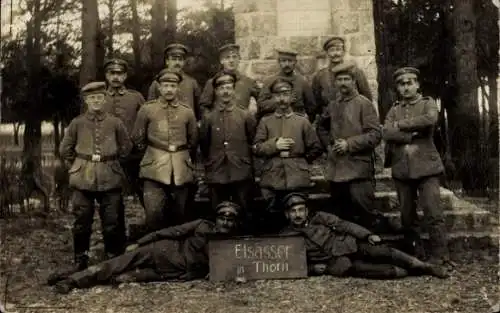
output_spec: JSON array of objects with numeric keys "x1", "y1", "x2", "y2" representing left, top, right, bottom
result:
[{"x1": 0, "y1": 0, "x2": 498, "y2": 312}]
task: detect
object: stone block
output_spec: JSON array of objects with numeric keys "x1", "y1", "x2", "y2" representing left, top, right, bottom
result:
[
  {"x1": 251, "y1": 13, "x2": 278, "y2": 37},
  {"x1": 259, "y1": 36, "x2": 289, "y2": 60},
  {"x1": 238, "y1": 61, "x2": 251, "y2": 76},
  {"x1": 296, "y1": 57, "x2": 317, "y2": 76},
  {"x1": 349, "y1": 33, "x2": 376, "y2": 56},
  {"x1": 329, "y1": 0, "x2": 349, "y2": 12},
  {"x1": 250, "y1": 60, "x2": 280, "y2": 77},
  {"x1": 233, "y1": 0, "x2": 277, "y2": 13},
  {"x1": 348, "y1": 0, "x2": 372, "y2": 11},
  {"x1": 277, "y1": 0, "x2": 330, "y2": 11},
  {"x1": 331, "y1": 11, "x2": 360, "y2": 35},
  {"x1": 277, "y1": 10, "x2": 331, "y2": 37},
  {"x1": 235, "y1": 14, "x2": 251, "y2": 38},
  {"x1": 355, "y1": 55, "x2": 377, "y2": 80},
  {"x1": 358, "y1": 9, "x2": 375, "y2": 33},
  {"x1": 289, "y1": 36, "x2": 320, "y2": 56}
]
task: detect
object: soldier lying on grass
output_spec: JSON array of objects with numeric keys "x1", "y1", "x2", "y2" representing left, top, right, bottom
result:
[
  {"x1": 49, "y1": 201, "x2": 242, "y2": 294},
  {"x1": 280, "y1": 193, "x2": 449, "y2": 279}
]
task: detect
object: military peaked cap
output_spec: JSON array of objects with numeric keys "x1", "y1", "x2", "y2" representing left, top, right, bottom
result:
[
  {"x1": 164, "y1": 43, "x2": 190, "y2": 56},
  {"x1": 157, "y1": 69, "x2": 183, "y2": 83},
  {"x1": 282, "y1": 193, "x2": 307, "y2": 209},
  {"x1": 270, "y1": 77, "x2": 294, "y2": 93},
  {"x1": 330, "y1": 61, "x2": 356, "y2": 77},
  {"x1": 81, "y1": 81, "x2": 107, "y2": 95},
  {"x1": 393, "y1": 67, "x2": 420, "y2": 82},
  {"x1": 104, "y1": 58, "x2": 128, "y2": 72},
  {"x1": 216, "y1": 201, "x2": 241, "y2": 217},
  {"x1": 323, "y1": 36, "x2": 345, "y2": 51},
  {"x1": 219, "y1": 43, "x2": 240, "y2": 55},
  {"x1": 276, "y1": 49, "x2": 298, "y2": 58},
  {"x1": 212, "y1": 71, "x2": 237, "y2": 88}
]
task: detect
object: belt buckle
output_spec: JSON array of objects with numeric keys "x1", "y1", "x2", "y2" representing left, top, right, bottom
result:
[
  {"x1": 91, "y1": 154, "x2": 101, "y2": 162},
  {"x1": 168, "y1": 144, "x2": 177, "y2": 152},
  {"x1": 280, "y1": 151, "x2": 290, "y2": 158}
]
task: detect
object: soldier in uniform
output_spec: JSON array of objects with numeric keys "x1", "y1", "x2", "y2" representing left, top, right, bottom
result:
[
  {"x1": 199, "y1": 71, "x2": 257, "y2": 231},
  {"x1": 59, "y1": 81, "x2": 132, "y2": 270},
  {"x1": 383, "y1": 67, "x2": 450, "y2": 266},
  {"x1": 133, "y1": 70, "x2": 198, "y2": 232},
  {"x1": 280, "y1": 193, "x2": 448, "y2": 279},
  {"x1": 51, "y1": 201, "x2": 242, "y2": 294},
  {"x1": 147, "y1": 43, "x2": 201, "y2": 120},
  {"x1": 253, "y1": 77, "x2": 322, "y2": 233},
  {"x1": 199, "y1": 43, "x2": 260, "y2": 117},
  {"x1": 257, "y1": 50, "x2": 317, "y2": 122},
  {"x1": 103, "y1": 58, "x2": 145, "y2": 207},
  {"x1": 312, "y1": 37, "x2": 372, "y2": 113}
]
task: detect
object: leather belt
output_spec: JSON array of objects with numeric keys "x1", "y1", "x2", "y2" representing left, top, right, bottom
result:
[
  {"x1": 149, "y1": 142, "x2": 188, "y2": 152},
  {"x1": 76, "y1": 153, "x2": 118, "y2": 162},
  {"x1": 279, "y1": 151, "x2": 303, "y2": 158}
]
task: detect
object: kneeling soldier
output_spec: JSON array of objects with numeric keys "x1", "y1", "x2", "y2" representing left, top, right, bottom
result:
[
  {"x1": 51, "y1": 201, "x2": 241, "y2": 294},
  {"x1": 59, "y1": 81, "x2": 132, "y2": 270},
  {"x1": 281, "y1": 193, "x2": 449, "y2": 279},
  {"x1": 132, "y1": 70, "x2": 198, "y2": 232}
]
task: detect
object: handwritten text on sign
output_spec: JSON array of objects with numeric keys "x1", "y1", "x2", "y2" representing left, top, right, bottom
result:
[{"x1": 208, "y1": 236, "x2": 308, "y2": 282}]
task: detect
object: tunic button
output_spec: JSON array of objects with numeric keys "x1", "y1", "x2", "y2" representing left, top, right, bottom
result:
[{"x1": 223, "y1": 141, "x2": 228, "y2": 146}]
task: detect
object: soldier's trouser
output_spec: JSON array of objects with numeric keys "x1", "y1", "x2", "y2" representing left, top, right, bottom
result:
[
  {"x1": 143, "y1": 179, "x2": 190, "y2": 232},
  {"x1": 68, "y1": 245, "x2": 157, "y2": 288},
  {"x1": 394, "y1": 175, "x2": 448, "y2": 260},
  {"x1": 121, "y1": 157, "x2": 144, "y2": 207},
  {"x1": 329, "y1": 179, "x2": 386, "y2": 230},
  {"x1": 209, "y1": 180, "x2": 253, "y2": 221},
  {"x1": 72, "y1": 189, "x2": 126, "y2": 261}
]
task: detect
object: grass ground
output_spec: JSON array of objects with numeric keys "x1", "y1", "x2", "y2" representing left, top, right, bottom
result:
[{"x1": 0, "y1": 202, "x2": 498, "y2": 313}]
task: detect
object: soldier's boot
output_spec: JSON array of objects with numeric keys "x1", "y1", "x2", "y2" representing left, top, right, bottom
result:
[
  {"x1": 111, "y1": 268, "x2": 163, "y2": 285},
  {"x1": 426, "y1": 224, "x2": 456, "y2": 269},
  {"x1": 388, "y1": 247, "x2": 449, "y2": 279},
  {"x1": 402, "y1": 230, "x2": 426, "y2": 260},
  {"x1": 350, "y1": 261, "x2": 408, "y2": 279},
  {"x1": 47, "y1": 254, "x2": 88, "y2": 286},
  {"x1": 54, "y1": 278, "x2": 78, "y2": 294}
]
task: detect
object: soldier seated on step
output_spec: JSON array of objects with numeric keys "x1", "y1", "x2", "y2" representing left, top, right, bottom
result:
[
  {"x1": 279, "y1": 193, "x2": 449, "y2": 280},
  {"x1": 50, "y1": 201, "x2": 242, "y2": 294}
]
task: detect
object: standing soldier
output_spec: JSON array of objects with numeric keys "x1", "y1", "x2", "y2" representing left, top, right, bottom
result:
[
  {"x1": 199, "y1": 43, "x2": 260, "y2": 117},
  {"x1": 312, "y1": 37, "x2": 372, "y2": 113},
  {"x1": 383, "y1": 67, "x2": 450, "y2": 266},
  {"x1": 253, "y1": 77, "x2": 322, "y2": 233},
  {"x1": 133, "y1": 70, "x2": 198, "y2": 232},
  {"x1": 103, "y1": 58, "x2": 145, "y2": 207},
  {"x1": 199, "y1": 71, "x2": 257, "y2": 230},
  {"x1": 59, "y1": 81, "x2": 132, "y2": 270},
  {"x1": 317, "y1": 63, "x2": 392, "y2": 232},
  {"x1": 257, "y1": 50, "x2": 317, "y2": 122},
  {"x1": 147, "y1": 43, "x2": 201, "y2": 120}
]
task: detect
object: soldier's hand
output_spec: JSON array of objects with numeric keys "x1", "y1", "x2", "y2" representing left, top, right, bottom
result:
[
  {"x1": 333, "y1": 139, "x2": 349, "y2": 154},
  {"x1": 126, "y1": 244, "x2": 139, "y2": 252},
  {"x1": 367, "y1": 234, "x2": 382, "y2": 245},
  {"x1": 276, "y1": 137, "x2": 292, "y2": 151}
]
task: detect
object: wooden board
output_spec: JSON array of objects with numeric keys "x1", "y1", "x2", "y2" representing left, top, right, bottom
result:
[{"x1": 208, "y1": 236, "x2": 308, "y2": 282}]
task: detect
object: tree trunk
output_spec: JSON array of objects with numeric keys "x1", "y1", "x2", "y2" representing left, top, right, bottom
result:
[
  {"x1": 80, "y1": 0, "x2": 100, "y2": 86},
  {"x1": 166, "y1": 0, "x2": 177, "y2": 43},
  {"x1": 488, "y1": 72, "x2": 498, "y2": 157},
  {"x1": 53, "y1": 115, "x2": 61, "y2": 157},
  {"x1": 449, "y1": 0, "x2": 488, "y2": 196},
  {"x1": 13, "y1": 122, "x2": 20, "y2": 146},
  {"x1": 130, "y1": 0, "x2": 141, "y2": 70},
  {"x1": 151, "y1": 0, "x2": 166, "y2": 71},
  {"x1": 107, "y1": 0, "x2": 115, "y2": 56}
]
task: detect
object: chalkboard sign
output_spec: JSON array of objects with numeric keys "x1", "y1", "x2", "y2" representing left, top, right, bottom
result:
[{"x1": 208, "y1": 236, "x2": 308, "y2": 282}]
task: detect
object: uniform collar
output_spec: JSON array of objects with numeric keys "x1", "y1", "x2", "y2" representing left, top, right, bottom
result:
[
  {"x1": 86, "y1": 111, "x2": 106, "y2": 121},
  {"x1": 218, "y1": 101, "x2": 235, "y2": 111},
  {"x1": 159, "y1": 98, "x2": 180, "y2": 108},
  {"x1": 339, "y1": 89, "x2": 359, "y2": 102},
  {"x1": 401, "y1": 94, "x2": 422, "y2": 106},
  {"x1": 278, "y1": 71, "x2": 297, "y2": 80},
  {"x1": 107, "y1": 86, "x2": 126, "y2": 96},
  {"x1": 274, "y1": 109, "x2": 293, "y2": 118}
]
